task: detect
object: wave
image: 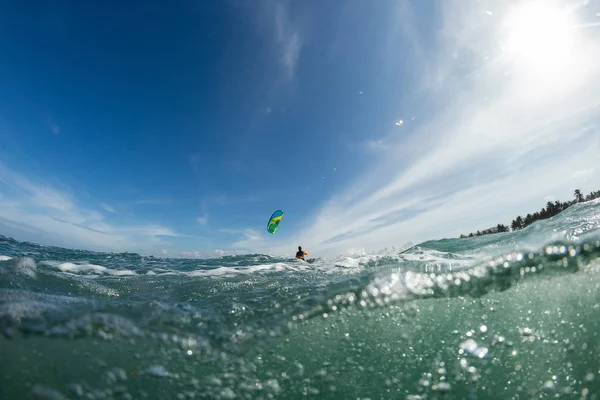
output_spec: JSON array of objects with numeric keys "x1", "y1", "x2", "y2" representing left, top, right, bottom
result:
[
  {"x1": 1, "y1": 201, "x2": 600, "y2": 399},
  {"x1": 40, "y1": 261, "x2": 137, "y2": 276}
]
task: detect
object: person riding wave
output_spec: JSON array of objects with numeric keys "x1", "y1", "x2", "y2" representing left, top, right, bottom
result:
[{"x1": 295, "y1": 246, "x2": 308, "y2": 261}]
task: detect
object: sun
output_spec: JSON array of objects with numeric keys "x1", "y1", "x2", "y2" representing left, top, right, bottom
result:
[{"x1": 502, "y1": 0, "x2": 576, "y2": 79}]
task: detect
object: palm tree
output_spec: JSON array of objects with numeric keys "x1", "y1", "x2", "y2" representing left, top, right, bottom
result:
[
  {"x1": 459, "y1": 187, "x2": 600, "y2": 238},
  {"x1": 515, "y1": 215, "x2": 523, "y2": 229}
]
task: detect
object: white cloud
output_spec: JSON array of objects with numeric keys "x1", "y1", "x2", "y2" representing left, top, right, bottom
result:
[
  {"x1": 101, "y1": 203, "x2": 116, "y2": 213},
  {"x1": 572, "y1": 168, "x2": 595, "y2": 180},
  {"x1": 273, "y1": 1, "x2": 303, "y2": 80},
  {"x1": 237, "y1": 0, "x2": 303, "y2": 82},
  {"x1": 181, "y1": 251, "x2": 201, "y2": 258},
  {"x1": 219, "y1": 228, "x2": 265, "y2": 250},
  {"x1": 211, "y1": 195, "x2": 262, "y2": 205},
  {"x1": 274, "y1": 0, "x2": 600, "y2": 257},
  {"x1": 0, "y1": 163, "x2": 193, "y2": 253},
  {"x1": 179, "y1": 249, "x2": 230, "y2": 259},
  {"x1": 131, "y1": 198, "x2": 172, "y2": 206}
]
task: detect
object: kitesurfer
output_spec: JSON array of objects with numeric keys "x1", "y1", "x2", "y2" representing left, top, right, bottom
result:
[{"x1": 295, "y1": 246, "x2": 308, "y2": 261}]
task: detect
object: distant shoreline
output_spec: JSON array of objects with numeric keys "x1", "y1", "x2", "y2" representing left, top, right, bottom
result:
[{"x1": 459, "y1": 189, "x2": 600, "y2": 239}]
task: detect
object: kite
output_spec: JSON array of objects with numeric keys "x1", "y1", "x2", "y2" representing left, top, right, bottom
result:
[
  {"x1": 395, "y1": 120, "x2": 404, "y2": 127},
  {"x1": 267, "y1": 210, "x2": 284, "y2": 234}
]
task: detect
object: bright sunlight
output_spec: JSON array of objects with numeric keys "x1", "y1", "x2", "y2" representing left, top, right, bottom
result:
[{"x1": 503, "y1": 0, "x2": 577, "y2": 80}]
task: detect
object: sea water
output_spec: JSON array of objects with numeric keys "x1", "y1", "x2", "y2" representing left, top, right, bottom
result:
[{"x1": 1, "y1": 200, "x2": 600, "y2": 399}]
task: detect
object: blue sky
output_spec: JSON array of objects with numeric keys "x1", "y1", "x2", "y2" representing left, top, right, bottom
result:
[{"x1": 1, "y1": 0, "x2": 600, "y2": 258}]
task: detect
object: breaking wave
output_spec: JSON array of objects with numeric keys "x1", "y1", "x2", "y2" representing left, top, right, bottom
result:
[{"x1": 1, "y1": 199, "x2": 600, "y2": 399}]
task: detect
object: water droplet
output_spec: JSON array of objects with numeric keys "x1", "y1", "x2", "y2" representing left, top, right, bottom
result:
[
  {"x1": 520, "y1": 327, "x2": 533, "y2": 336},
  {"x1": 264, "y1": 379, "x2": 280, "y2": 394},
  {"x1": 436, "y1": 382, "x2": 452, "y2": 392},
  {"x1": 307, "y1": 387, "x2": 320, "y2": 395},
  {"x1": 542, "y1": 380, "x2": 556, "y2": 392},
  {"x1": 67, "y1": 384, "x2": 84, "y2": 397},
  {"x1": 559, "y1": 386, "x2": 574, "y2": 396},
  {"x1": 460, "y1": 338, "x2": 477, "y2": 352},
  {"x1": 31, "y1": 385, "x2": 66, "y2": 400},
  {"x1": 146, "y1": 365, "x2": 169, "y2": 378},
  {"x1": 314, "y1": 369, "x2": 327, "y2": 378},
  {"x1": 219, "y1": 387, "x2": 236, "y2": 400}
]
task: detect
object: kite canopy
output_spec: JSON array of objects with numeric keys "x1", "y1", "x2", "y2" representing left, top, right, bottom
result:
[{"x1": 267, "y1": 210, "x2": 284, "y2": 234}]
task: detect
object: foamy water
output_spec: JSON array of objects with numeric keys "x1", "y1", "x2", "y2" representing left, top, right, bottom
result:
[{"x1": 1, "y1": 200, "x2": 600, "y2": 399}]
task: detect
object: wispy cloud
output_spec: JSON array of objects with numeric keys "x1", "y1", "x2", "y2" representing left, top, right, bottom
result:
[
  {"x1": 179, "y1": 249, "x2": 229, "y2": 259},
  {"x1": 219, "y1": 228, "x2": 265, "y2": 250},
  {"x1": 210, "y1": 194, "x2": 262, "y2": 206},
  {"x1": 277, "y1": 0, "x2": 600, "y2": 257},
  {"x1": 572, "y1": 168, "x2": 595, "y2": 180},
  {"x1": 130, "y1": 198, "x2": 172, "y2": 206},
  {"x1": 0, "y1": 163, "x2": 193, "y2": 253},
  {"x1": 236, "y1": 0, "x2": 304, "y2": 82},
  {"x1": 273, "y1": 1, "x2": 303, "y2": 80},
  {"x1": 101, "y1": 203, "x2": 116, "y2": 213},
  {"x1": 197, "y1": 216, "x2": 208, "y2": 225}
]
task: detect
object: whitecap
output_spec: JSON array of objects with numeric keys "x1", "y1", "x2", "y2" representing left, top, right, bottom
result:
[
  {"x1": 185, "y1": 262, "x2": 305, "y2": 278},
  {"x1": 41, "y1": 261, "x2": 137, "y2": 276}
]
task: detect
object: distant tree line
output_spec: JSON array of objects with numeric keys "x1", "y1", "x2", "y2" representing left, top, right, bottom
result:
[{"x1": 459, "y1": 189, "x2": 600, "y2": 239}]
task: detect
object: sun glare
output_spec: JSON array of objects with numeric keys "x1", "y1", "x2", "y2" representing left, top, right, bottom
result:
[{"x1": 503, "y1": 0, "x2": 576, "y2": 79}]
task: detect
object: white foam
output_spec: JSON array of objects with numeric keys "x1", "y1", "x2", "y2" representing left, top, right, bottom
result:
[
  {"x1": 42, "y1": 261, "x2": 137, "y2": 276},
  {"x1": 331, "y1": 247, "x2": 477, "y2": 273},
  {"x1": 17, "y1": 257, "x2": 38, "y2": 278},
  {"x1": 0, "y1": 255, "x2": 13, "y2": 261},
  {"x1": 186, "y1": 262, "x2": 307, "y2": 278},
  {"x1": 333, "y1": 256, "x2": 365, "y2": 269}
]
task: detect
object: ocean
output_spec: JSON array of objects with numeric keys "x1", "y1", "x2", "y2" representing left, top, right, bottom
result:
[{"x1": 1, "y1": 200, "x2": 600, "y2": 400}]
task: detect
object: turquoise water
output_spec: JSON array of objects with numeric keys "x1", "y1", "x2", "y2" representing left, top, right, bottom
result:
[{"x1": 1, "y1": 200, "x2": 600, "y2": 399}]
